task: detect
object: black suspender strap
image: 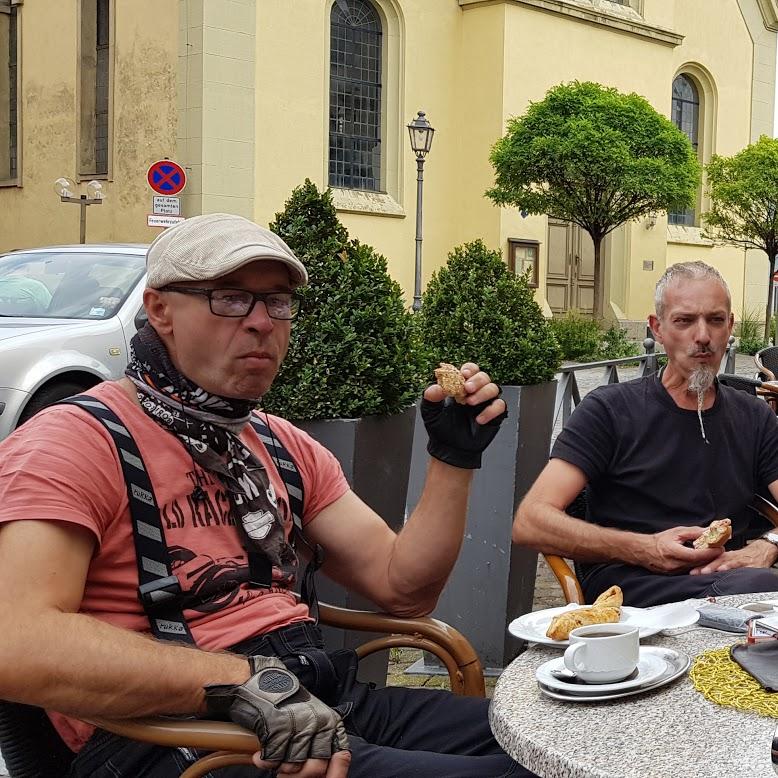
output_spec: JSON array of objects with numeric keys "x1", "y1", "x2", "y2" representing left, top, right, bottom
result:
[
  {"x1": 59, "y1": 396, "x2": 196, "y2": 645},
  {"x1": 248, "y1": 414, "x2": 324, "y2": 624},
  {"x1": 58, "y1": 398, "x2": 321, "y2": 638}
]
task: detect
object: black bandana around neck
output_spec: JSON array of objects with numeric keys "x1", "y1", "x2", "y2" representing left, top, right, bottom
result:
[{"x1": 125, "y1": 324, "x2": 298, "y2": 587}]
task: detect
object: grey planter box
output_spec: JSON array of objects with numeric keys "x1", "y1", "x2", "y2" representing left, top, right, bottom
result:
[
  {"x1": 406, "y1": 381, "x2": 556, "y2": 670},
  {"x1": 296, "y1": 404, "x2": 416, "y2": 686}
]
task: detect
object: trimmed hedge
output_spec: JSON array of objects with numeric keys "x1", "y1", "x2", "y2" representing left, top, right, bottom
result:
[
  {"x1": 262, "y1": 180, "x2": 426, "y2": 419},
  {"x1": 416, "y1": 239, "x2": 561, "y2": 385}
]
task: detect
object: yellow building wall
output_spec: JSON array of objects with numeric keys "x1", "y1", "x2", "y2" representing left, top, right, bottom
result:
[{"x1": 0, "y1": 0, "x2": 179, "y2": 252}]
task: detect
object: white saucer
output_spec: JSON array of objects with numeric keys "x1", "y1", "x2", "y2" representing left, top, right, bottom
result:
[
  {"x1": 536, "y1": 647, "x2": 667, "y2": 693},
  {"x1": 508, "y1": 602, "x2": 700, "y2": 648},
  {"x1": 536, "y1": 646, "x2": 690, "y2": 703}
]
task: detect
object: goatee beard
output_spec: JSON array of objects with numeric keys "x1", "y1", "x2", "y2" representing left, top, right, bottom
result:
[{"x1": 687, "y1": 366, "x2": 716, "y2": 395}]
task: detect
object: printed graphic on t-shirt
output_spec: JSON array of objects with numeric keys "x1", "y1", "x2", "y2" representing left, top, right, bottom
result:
[{"x1": 160, "y1": 467, "x2": 293, "y2": 612}]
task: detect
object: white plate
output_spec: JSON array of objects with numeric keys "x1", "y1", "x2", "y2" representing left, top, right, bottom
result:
[
  {"x1": 537, "y1": 646, "x2": 690, "y2": 703},
  {"x1": 536, "y1": 647, "x2": 668, "y2": 693},
  {"x1": 508, "y1": 602, "x2": 700, "y2": 648}
]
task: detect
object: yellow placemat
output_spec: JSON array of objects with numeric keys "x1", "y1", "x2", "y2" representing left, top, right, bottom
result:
[{"x1": 690, "y1": 646, "x2": 778, "y2": 718}]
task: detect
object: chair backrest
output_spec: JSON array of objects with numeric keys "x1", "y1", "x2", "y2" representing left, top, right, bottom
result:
[
  {"x1": 0, "y1": 700, "x2": 74, "y2": 777},
  {"x1": 717, "y1": 373, "x2": 761, "y2": 395},
  {"x1": 756, "y1": 346, "x2": 778, "y2": 381}
]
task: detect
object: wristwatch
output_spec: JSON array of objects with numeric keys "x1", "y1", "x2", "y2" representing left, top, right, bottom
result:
[
  {"x1": 759, "y1": 531, "x2": 778, "y2": 547},
  {"x1": 758, "y1": 531, "x2": 778, "y2": 566}
]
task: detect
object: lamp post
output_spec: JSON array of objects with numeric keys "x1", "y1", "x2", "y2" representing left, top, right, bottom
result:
[
  {"x1": 54, "y1": 177, "x2": 104, "y2": 244},
  {"x1": 407, "y1": 111, "x2": 435, "y2": 311}
]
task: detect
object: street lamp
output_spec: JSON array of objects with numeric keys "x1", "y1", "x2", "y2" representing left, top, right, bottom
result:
[
  {"x1": 407, "y1": 110, "x2": 435, "y2": 311},
  {"x1": 54, "y1": 177, "x2": 104, "y2": 244}
]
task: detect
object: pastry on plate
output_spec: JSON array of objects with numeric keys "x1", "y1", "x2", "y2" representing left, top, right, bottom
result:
[{"x1": 545, "y1": 585, "x2": 623, "y2": 641}]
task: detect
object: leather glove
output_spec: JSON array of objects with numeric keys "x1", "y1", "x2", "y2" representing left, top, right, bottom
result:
[
  {"x1": 204, "y1": 656, "x2": 349, "y2": 763},
  {"x1": 421, "y1": 394, "x2": 508, "y2": 469}
]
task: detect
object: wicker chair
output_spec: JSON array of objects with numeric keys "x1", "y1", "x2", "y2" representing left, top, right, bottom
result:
[
  {"x1": 755, "y1": 346, "x2": 778, "y2": 382},
  {"x1": 544, "y1": 494, "x2": 778, "y2": 606},
  {"x1": 717, "y1": 373, "x2": 762, "y2": 395},
  {"x1": 0, "y1": 603, "x2": 485, "y2": 778}
]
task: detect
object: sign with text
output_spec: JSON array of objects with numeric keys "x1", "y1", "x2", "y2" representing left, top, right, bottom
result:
[
  {"x1": 153, "y1": 196, "x2": 181, "y2": 215},
  {"x1": 148, "y1": 214, "x2": 185, "y2": 229}
]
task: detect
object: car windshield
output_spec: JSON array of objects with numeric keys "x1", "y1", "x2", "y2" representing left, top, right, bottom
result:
[{"x1": 0, "y1": 250, "x2": 145, "y2": 320}]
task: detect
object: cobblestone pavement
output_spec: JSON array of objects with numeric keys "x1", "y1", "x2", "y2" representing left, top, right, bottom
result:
[{"x1": 0, "y1": 354, "x2": 756, "y2": 775}]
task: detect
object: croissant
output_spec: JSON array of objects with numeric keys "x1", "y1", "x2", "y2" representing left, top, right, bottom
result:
[
  {"x1": 545, "y1": 585, "x2": 623, "y2": 641},
  {"x1": 593, "y1": 585, "x2": 623, "y2": 609}
]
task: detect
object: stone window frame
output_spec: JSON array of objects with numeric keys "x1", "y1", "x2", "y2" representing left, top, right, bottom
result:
[
  {"x1": 78, "y1": 0, "x2": 114, "y2": 181},
  {"x1": 666, "y1": 64, "x2": 718, "y2": 245},
  {"x1": 326, "y1": 0, "x2": 406, "y2": 219},
  {"x1": 0, "y1": 0, "x2": 20, "y2": 187}
]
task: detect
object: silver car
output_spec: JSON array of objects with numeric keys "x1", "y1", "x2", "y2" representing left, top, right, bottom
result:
[{"x1": 0, "y1": 244, "x2": 148, "y2": 440}]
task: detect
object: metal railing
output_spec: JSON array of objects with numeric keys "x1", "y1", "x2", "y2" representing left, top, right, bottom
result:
[{"x1": 554, "y1": 335, "x2": 737, "y2": 428}]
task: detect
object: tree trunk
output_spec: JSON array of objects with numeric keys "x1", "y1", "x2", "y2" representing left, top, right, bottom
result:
[
  {"x1": 592, "y1": 235, "x2": 603, "y2": 322},
  {"x1": 765, "y1": 248, "x2": 776, "y2": 343}
]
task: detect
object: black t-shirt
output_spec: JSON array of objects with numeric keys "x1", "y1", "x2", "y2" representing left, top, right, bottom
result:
[{"x1": 551, "y1": 373, "x2": 778, "y2": 547}]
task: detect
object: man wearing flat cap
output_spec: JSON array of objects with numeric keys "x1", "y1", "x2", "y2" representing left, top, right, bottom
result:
[{"x1": 0, "y1": 214, "x2": 532, "y2": 777}]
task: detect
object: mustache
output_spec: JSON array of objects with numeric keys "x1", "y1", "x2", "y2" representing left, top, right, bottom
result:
[{"x1": 687, "y1": 346, "x2": 716, "y2": 356}]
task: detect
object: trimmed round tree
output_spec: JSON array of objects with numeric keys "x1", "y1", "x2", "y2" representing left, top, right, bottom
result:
[
  {"x1": 703, "y1": 136, "x2": 778, "y2": 341},
  {"x1": 416, "y1": 239, "x2": 561, "y2": 386},
  {"x1": 487, "y1": 80, "x2": 701, "y2": 320},
  {"x1": 263, "y1": 179, "x2": 425, "y2": 419}
]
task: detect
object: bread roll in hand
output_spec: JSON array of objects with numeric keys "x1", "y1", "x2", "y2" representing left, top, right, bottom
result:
[
  {"x1": 692, "y1": 518, "x2": 732, "y2": 549},
  {"x1": 434, "y1": 363, "x2": 467, "y2": 404}
]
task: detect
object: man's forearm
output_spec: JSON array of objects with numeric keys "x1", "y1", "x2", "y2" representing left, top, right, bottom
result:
[
  {"x1": 514, "y1": 499, "x2": 647, "y2": 566},
  {"x1": 0, "y1": 607, "x2": 250, "y2": 718},
  {"x1": 385, "y1": 458, "x2": 473, "y2": 614}
]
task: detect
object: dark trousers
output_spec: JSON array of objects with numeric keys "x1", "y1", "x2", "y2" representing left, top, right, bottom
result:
[
  {"x1": 67, "y1": 623, "x2": 534, "y2": 778},
  {"x1": 580, "y1": 562, "x2": 778, "y2": 607}
]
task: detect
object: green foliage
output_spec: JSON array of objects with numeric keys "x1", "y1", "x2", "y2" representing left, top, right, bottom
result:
[
  {"x1": 736, "y1": 307, "x2": 768, "y2": 356},
  {"x1": 415, "y1": 240, "x2": 561, "y2": 385},
  {"x1": 487, "y1": 81, "x2": 700, "y2": 236},
  {"x1": 549, "y1": 312, "x2": 640, "y2": 362},
  {"x1": 702, "y1": 136, "x2": 778, "y2": 340},
  {"x1": 703, "y1": 136, "x2": 778, "y2": 253},
  {"x1": 262, "y1": 180, "x2": 425, "y2": 419},
  {"x1": 548, "y1": 311, "x2": 602, "y2": 362}
]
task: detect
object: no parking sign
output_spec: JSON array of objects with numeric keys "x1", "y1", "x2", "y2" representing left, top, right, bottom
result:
[{"x1": 147, "y1": 159, "x2": 187, "y2": 195}]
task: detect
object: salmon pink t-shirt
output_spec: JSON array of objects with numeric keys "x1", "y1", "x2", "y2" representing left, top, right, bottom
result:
[{"x1": 0, "y1": 381, "x2": 349, "y2": 751}]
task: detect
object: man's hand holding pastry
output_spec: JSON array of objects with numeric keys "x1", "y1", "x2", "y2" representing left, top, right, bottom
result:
[
  {"x1": 421, "y1": 362, "x2": 508, "y2": 469},
  {"x1": 640, "y1": 526, "x2": 723, "y2": 574}
]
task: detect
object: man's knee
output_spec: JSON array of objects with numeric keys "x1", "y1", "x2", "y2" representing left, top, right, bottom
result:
[{"x1": 710, "y1": 567, "x2": 778, "y2": 596}]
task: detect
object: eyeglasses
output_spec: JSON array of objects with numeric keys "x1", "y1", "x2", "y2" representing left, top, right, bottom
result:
[{"x1": 159, "y1": 286, "x2": 300, "y2": 320}]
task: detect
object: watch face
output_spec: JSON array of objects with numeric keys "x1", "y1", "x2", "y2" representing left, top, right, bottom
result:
[{"x1": 763, "y1": 532, "x2": 778, "y2": 545}]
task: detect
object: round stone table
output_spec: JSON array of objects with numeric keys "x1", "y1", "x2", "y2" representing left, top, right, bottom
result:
[{"x1": 490, "y1": 592, "x2": 778, "y2": 778}]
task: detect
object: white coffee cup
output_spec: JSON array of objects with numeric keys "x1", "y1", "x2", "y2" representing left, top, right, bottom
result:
[{"x1": 563, "y1": 623, "x2": 639, "y2": 684}]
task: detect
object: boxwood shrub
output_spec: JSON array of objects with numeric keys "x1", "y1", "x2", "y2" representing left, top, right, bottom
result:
[
  {"x1": 262, "y1": 180, "x2": 426, "y2": 419},
  {"x1": 416, "y1": 239, "x2": 561, "y2": 385}
]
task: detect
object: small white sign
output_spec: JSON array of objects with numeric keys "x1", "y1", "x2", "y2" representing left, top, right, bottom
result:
[
  {"x1": 148, "y1": 214, "x2": 185, "y2": 228},
  {"x1": 153, "y1": 196, "x2": 181, "y2": 216}
]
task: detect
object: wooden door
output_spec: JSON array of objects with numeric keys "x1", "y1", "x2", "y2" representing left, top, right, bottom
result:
[{"x1": 546, "y1": 219, "x2": 595, "y2": 316}]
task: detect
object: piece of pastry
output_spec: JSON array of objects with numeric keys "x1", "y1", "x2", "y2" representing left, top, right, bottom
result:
[
  {"x1": 693, "y1": 518, "x2": 732, "y2": 549},
  {"x1": 544, "y1": 585, "x2": 623, "y2": 641},
  {"x1": 434, "y1": 362, "x2": 467, "y2": 403},
  {"x1": 545, "y1": 605, "x2": 620, "y2": 641},
  {"x1": 593, "y1": 585, "x2": 623, "y2": 609}
]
